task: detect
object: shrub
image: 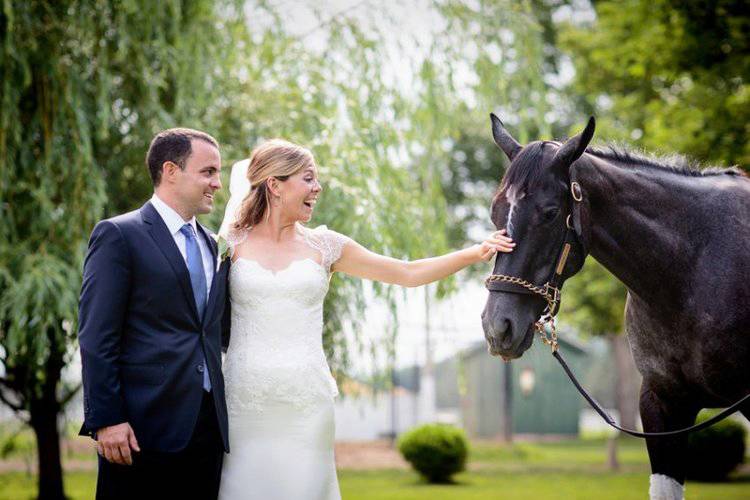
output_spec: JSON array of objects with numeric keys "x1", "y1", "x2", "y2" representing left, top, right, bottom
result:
[
  {"x1": 397, "y1": 423, "x2": 468, "y2": 483},
  {"x1": 685, "y1": 411, "x2": 746, "y2": 481}
]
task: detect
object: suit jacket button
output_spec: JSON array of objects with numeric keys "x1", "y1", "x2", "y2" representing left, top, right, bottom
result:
[{"x1": 197, "y1": 364, "x2": 204, "y2": 373}]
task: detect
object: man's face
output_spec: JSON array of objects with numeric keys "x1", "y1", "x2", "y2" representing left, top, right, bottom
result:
[{"x1": 172, "y1": 139, "x2": 222, "y2": 216}]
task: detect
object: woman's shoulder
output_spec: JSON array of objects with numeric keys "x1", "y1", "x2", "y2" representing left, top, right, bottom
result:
[
  {"x1": 224, "y1": 225, "x2": 250, "y2": 248},
  {"x1": 306, "y1": 224, "x2": 347, "y2": 237},
  {"x1": 300, "y1": 224, "x2": 351, "y2": 269}
]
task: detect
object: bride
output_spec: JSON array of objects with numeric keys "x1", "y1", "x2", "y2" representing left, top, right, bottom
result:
[{"x1": 217, "y1": 139, "x2": 514, "y2": 499}]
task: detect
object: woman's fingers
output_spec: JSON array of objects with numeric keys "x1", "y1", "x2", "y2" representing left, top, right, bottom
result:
[
  {"x1": 485, "y1": 239, "x2": 515, "y2": 252},
  {"x1": 486, "y1": 238, "x2": 514, "y2": 247},
  {"x1": 478, "y1": 229, "x2": 515, "y2": 259}
]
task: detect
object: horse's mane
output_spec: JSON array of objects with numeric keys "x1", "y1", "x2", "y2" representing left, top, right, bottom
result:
[
  {"x1": 586, "y1": 145, "x2": 746, "y2": 178},
  {"x1": 499, "y1": 141, "x2": 746, "y2": 195}
]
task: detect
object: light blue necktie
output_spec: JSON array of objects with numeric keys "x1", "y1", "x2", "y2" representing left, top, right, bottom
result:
[{"x1": 180, "y1": 224, "x2": 212, "y2": 392}]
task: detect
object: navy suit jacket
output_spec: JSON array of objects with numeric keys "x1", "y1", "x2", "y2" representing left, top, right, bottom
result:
[{"x1": 78, "y1": 201, "x2": 230, "y2": 453}]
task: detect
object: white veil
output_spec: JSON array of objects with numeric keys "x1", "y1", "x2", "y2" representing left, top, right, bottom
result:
[{"x1": 218, "y1": 158, "x2": 251, "y2": 239}]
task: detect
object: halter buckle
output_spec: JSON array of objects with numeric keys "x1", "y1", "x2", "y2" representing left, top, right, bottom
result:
[{"x1": 571, "y1": 182, "x2": 583, "y2": 202}]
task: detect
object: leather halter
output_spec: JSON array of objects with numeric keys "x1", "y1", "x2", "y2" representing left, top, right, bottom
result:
[{"x1": 484, "y1": 181, "x2": 585, "y2": 344}]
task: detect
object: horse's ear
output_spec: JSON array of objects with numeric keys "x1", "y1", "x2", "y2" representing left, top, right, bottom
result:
[
  {"x1": 553, "y1": 116, "x2": 596, "y2": 171},
  {"x1": 490, "y1": 113, "x2": 522, "y2": 161}
]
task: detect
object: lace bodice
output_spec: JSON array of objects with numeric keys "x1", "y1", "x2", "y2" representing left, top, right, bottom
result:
[{"x1": 223, "y1": 224, "x2": 349, "y2": 415}]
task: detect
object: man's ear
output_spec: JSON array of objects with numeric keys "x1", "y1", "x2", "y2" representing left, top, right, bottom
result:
[{"x1": 162, "y1": 161, "x2": 180, "y2": 184}]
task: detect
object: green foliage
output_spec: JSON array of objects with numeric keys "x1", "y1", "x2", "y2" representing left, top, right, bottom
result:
[
  {"x1": 0, "y1": 0, "x2": 561, "y2": 409},
  {"x1": 0, "y1": 1, "x2": 246, "y2": 495},
  {"x1": 196, "y1": 0, "x2": 560, "y2": 370},
  {"x1": 397, "y1": 423, "x2": 469, "y2": 483},
  {"x1": 0, "y1": 0, "x2": 110, "y2": 416},
  {"x1": 686, "y1": 412, "x2": 747, "y2": 481},
  {"x1": 430, "y1": 0, "x2": 564, "y2": 254},
  {"x1": 560, "y1": 0, "x2": 749, "y2": 170},
  {"x1": 559, "y1": 259, "x2": 627, "y2": 337},
  {"x1": 0, "y1": 4, "x2": 563, "y2": 464}
]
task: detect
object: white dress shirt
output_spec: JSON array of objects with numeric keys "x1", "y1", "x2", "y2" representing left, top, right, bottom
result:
[{"x1": 150, "y1": 194, "x2": 214, "y2": 297}]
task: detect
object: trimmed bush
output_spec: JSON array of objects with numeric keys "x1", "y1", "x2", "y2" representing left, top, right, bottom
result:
[
  {"x1": 397, "y1": 423, "x2": 468, "y2": 483},
  {"x1": 685, "y1": 411, "x2": 746, "y2": 481}
]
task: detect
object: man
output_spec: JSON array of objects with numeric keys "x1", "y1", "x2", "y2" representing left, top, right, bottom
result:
[{"x1": 79, "y1": 128, "x2": 230, "y2": 499}]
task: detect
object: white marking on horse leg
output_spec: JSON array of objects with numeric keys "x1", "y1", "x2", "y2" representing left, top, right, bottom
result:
[{"x1": 649, "y1": 474, "x2": 684, "y2": 500}]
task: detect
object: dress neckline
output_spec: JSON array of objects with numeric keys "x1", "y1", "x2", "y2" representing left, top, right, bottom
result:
[{"x1": 231, "y1": 256, "x2": 325, "y2": 276}]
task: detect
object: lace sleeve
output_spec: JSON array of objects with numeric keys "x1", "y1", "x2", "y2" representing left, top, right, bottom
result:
[
  {"x1": 225, "y1": 227, "x2": 249, "y2": 258},
  {"x1": 303, "y1": 225, "x2": 351, "y2": 272}
]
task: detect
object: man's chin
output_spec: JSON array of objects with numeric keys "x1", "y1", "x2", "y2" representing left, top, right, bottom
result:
[{"x1": 196, "y1": 203, "x2": 213, "y2": 215}]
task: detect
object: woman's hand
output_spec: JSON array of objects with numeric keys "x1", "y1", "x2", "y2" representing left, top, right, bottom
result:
[{"x1": 476, "y1": 229, "x2": 515, "y2": 262}]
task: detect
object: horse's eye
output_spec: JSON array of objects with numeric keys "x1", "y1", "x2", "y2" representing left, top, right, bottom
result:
[{"x1": 542, "y1": 207, "x2": 559, "y2": 222}]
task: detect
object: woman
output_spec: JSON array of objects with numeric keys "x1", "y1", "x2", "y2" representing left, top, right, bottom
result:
[{"x1": 217, "y1": 139, "x2": 514, "y2": 499}]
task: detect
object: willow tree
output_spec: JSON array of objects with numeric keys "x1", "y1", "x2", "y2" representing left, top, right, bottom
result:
[
  {"x1": 0, "y1": 6, "x2": 457, "y2": 497},
  {"x1": 200, "y1": 6, "x2": 456, "y2": 371},
  {"x1": 206, "y1": 1, "x2": 562, "y2": 372},
  {"x1": 0, "y1": 1, "x2": 241, "y2": 498},
  {"x1": 408, "y1": 0, "x2": 566, "y2": 259}
]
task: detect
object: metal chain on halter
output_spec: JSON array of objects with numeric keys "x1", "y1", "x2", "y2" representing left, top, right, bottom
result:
[{"x1": 484, "y1": 274, "x2": 561, "y2": 351}]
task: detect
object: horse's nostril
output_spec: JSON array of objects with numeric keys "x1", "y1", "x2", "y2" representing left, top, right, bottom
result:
[
  {"x1": 500, "y1": 320, "x2": 514, "y2": 349},
  {"x1": 490, "y1": 318, "x2": 509, "y2": 336}
]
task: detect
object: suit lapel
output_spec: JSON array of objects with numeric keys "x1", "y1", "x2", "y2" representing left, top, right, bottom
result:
[
  {"x1": 141, "y1": 202, "x2": 200, "y2": 323},
  {"x1": 198, "y1": 222, "x2": 222, "y2": 326}
]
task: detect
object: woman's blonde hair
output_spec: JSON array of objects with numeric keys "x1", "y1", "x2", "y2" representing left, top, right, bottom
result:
[{"x1": 233, "y1": 139, "x2": 316, "y2": 229}]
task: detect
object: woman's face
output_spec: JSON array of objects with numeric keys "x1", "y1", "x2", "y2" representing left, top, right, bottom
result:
[{"x1": 276, "y1": 165, "x2": 322, "y2": 223}]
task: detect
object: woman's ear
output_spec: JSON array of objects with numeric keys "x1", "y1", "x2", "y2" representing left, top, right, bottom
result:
[{"x1": 266, "y1": 177, "x2": 281, "y2": 198}]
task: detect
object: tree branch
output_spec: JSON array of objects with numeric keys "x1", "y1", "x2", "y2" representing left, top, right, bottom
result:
[
  {"x1": 0, "y1": 384, "x2": 25, "y2": 415},
  {"x1": 59, "y1": 382, "x2": 82, "y2": 408},
  {"x1": 299, "y1": 0, "x2": 370, "y2": 39}
]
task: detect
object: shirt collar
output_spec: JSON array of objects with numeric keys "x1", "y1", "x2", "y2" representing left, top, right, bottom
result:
[{"x1": 150, "y1": 193, "x2": 198, "y2": 236}]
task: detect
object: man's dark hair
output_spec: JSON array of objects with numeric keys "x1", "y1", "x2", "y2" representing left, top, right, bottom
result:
[{"x1": 146, "y1": 128, "x2": 219, "y2": 186}]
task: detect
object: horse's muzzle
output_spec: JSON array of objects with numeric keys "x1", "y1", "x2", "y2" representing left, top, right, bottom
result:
[{"x1": 482, "y1": 315, "x2": 520, "y2": 358}]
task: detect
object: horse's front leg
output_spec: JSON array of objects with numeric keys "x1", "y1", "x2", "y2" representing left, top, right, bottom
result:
[{"x1": 640, "y1": 383, "x2": 699, "y2": 500}]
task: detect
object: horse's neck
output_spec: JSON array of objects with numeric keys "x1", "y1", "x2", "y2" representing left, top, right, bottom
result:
[{"x1": 577, "y1": 156, "x2": 704, "y2": 305}]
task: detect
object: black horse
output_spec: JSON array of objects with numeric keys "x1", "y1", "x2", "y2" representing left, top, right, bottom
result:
[{"x1": 481, "y1": 114, "x2": 750, "y2": 499}]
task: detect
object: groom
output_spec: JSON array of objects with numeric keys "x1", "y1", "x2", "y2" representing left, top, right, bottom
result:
[{"x1": 78, "y1": 128, "x2": 231, "y2": 499}]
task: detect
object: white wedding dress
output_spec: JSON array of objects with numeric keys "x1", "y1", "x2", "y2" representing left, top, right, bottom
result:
[{"x1": 218, "y1": 224, "x2": 348, "y2": 500}]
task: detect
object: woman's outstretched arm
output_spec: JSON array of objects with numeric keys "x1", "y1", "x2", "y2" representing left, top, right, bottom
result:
[{"x1": 333, "y1": 230, "x2": 514, "y2": 287}]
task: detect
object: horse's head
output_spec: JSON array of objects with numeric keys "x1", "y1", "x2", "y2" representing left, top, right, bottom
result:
[{"x1": 481, "y1": 114, "x2": 595, "y2": 359}]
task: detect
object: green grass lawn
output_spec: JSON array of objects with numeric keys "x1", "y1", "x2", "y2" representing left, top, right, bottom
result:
[{"x1": 1, "y1": 438, "x2": 748, "y2": 499}]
